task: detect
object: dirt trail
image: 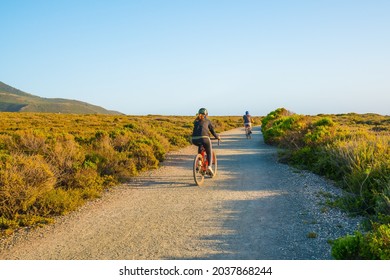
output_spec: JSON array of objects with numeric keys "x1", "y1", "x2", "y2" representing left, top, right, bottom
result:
[{"x1": 0, "y1": 127, "x2": 361, "y2": 259}]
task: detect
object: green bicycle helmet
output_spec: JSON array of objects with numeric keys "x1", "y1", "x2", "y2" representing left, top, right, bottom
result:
[{"x1": 198, "y1": 108, "x2": 208, "y2": 115}]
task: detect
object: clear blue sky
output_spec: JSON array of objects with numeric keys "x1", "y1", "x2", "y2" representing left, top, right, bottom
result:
[{"x1": 1, "y1": 0, "x2": 389, "y2": 116}]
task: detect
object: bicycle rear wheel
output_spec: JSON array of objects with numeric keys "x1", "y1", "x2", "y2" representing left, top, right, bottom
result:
[
  {"x1": 245, "y1": 127, "x2": 252, "y2": 139},
  {"x1": 193, "y1": 154, "x2": 204, "y2": 186}
]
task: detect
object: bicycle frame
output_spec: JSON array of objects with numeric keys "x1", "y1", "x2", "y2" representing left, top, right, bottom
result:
[
  {"x1": 193, "y1": 138, "x2": 219, "y2": 186},
  {"x1": 245, "y1": 125, "x2": 252, "y2": 139},
  {"x1": 198, "y1": 146, "x2": 208, "y2": 174}
]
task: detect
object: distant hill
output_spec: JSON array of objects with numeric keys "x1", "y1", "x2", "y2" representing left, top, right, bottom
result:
[{"x1": 0, "y1": 81, "x2": 122, "y2": 114}]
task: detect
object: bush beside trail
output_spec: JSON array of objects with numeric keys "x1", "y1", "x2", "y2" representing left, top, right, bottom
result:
[
  {"x1": 0, "y1": 113, "x2": 244, "y2": 235},
  {"x1": 261, "y1": 108, "x2": 390, "y2": 259}
]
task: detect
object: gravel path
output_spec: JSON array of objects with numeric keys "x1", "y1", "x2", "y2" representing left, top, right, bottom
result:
[{"x1": 0, "y1": 126, "x2": 362, "y2": 260}]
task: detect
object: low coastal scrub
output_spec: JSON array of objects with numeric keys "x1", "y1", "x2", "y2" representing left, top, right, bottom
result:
[
  {"x1": 331, "y1": 223, "x2": 390, "y2": 260},
  {"x1": 0, "y1": 113, "x2": 243, "y2": 235},
  {"x1": 261, "y1": 108, "x2": 390, "y2": 259}
]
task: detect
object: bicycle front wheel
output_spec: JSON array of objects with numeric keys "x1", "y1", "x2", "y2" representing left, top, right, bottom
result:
[
  {"x1": 210, "y1": 151, "x2": 218, "y2": 177},
  {"x1": 193, "y1": 154, "x2": 204, "y2": 186}
]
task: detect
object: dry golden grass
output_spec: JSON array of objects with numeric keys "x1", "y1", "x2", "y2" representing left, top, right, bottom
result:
[{"x1": 0, "y1": 112, "x2": 244, "y2": 234}]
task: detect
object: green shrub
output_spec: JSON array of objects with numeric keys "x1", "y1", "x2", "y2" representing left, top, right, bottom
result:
[
  {"x1": 331, "y1": 232, "x2": 365, "y2": 259},
  {"x1": 332, "y1": 224, "x2": 390, "y2": 259},
  {"x1": 35, "y1": 188, "x2": 85, "y2": 216},
  {"x1": 263, "y1": 115, "x2": 303, "y2": 145},
  {"x1": 314, "y1": 117, "x2": 335, "y2": 127},
  {"x1": 369, "y1": 224, "x2": 390, "y2": 259},
  {"x1": 375, "y1": 182, "x2": 390, "y2": 216},
  {"x1": 288, "y1": 146, "x2": 318, "y2": 168},
  {"x1": 261, "y1": 107, "x2": 292, "y2": 132},
  {"x1": 325, "y1": 136, "x2": 390, "y2": 214},
  {"x1": 130, "y1": 142, "x2": 159, "y2": 171},
  {"x1": 263, "y1": 109, "x2": 390, "y2": 218},
  {"x1": 0, "y1": 216, "x2": 18, "y2": 232},
  {"x1": 304, "y1": 119, "x2": 336, "y2": 146},
  {"x1": 72, "y1": 167, "x2": 103, "y2": 193},
  {"x1": 262, "y1": 108, "x2": 390, "y2": 259},
  {"x1": 0, "y1": 214, "x2": 53, "y2": 237}
]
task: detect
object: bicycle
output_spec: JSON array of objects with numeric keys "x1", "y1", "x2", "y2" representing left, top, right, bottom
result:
[
  {"x1": 245, "y1": 125, "x2": 252, "y2": 139},
  {"x1": 193, "y1": 139, "x2": 219, "y2": 186}
]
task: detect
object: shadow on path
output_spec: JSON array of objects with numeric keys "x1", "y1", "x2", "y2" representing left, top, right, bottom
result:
[{"x1": 152, "y1": 127, "x2": 335, "y2": 259}]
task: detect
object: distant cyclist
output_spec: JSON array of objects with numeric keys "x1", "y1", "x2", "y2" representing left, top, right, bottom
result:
[
  {"x1": 191, "y1": 108, "x2": 220, "y2": 176},
  {"x1": 243, "y1": 111, "x2": 253, "y2": 134}
]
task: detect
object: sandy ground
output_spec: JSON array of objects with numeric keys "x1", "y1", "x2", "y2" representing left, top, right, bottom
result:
[{"x1": 0, "y1": 127, "x2": 362, "y2": 259}]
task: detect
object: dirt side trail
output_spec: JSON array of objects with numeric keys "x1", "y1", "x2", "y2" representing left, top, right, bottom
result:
[{"x1": 0, "y1": 126, "x2": 361, "y2": 260}]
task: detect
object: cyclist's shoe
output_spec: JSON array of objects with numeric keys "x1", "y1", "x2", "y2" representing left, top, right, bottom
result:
[{"x1": 207, "y1": 166, "x2": 214, "y2": 177}]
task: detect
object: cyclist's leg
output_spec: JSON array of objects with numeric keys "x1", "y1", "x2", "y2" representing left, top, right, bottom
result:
[
  {"x1": 202, "y1": 138, "x2": 213, "y2": 166},
  {"x1": 191, "y1": 138, "x2": 203, "y2": 153}
]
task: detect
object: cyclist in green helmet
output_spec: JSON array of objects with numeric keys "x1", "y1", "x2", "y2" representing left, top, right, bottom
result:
[{"x1": 191, "y1": 108, "x2": 220, "y2": 176}]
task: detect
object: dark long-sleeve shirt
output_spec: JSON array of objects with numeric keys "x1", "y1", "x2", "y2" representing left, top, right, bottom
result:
[{"x1": 192, "y1": 118, "x2": 219, "y2": 139}]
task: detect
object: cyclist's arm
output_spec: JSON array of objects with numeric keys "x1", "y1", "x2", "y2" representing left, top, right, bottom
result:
[{"x1": 208, "y1": 122, "x2": 220, "y2": 139}]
